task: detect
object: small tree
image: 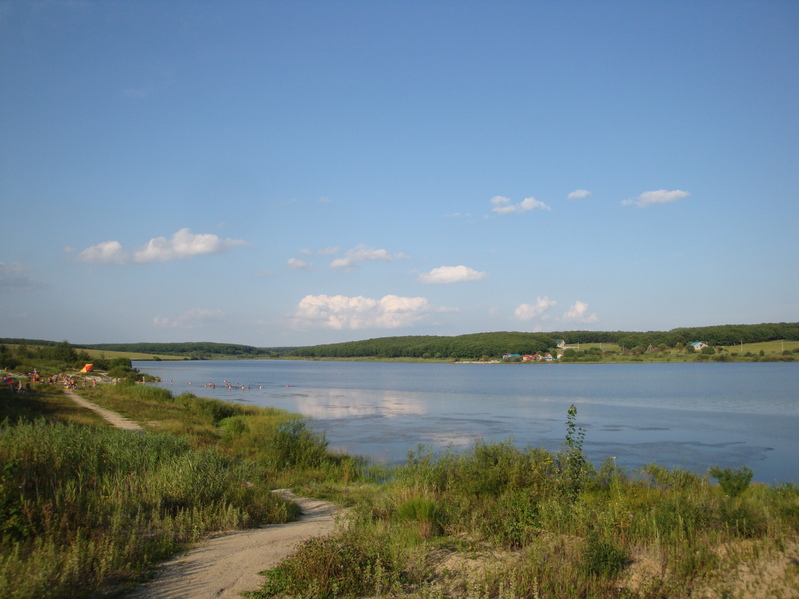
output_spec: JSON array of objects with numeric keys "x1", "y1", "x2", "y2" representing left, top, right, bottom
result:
[
  {"x1": 560, "y1": 405, "x2": 589, "y2": 500},
  {"x1": 710, "y1": 465, "x2": 753, "y2": 497}
]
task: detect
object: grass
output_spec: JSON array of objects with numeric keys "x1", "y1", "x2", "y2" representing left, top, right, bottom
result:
[
  {"x1": 247, "y1": 430, "x2": 799, "y2": 599},
  {"x1": 79, "y1": 348, "x2": 183, "y2": 361},
  {"x1": 0, "y1": 380, "x2": 362, "y2": 599},
  {"x1": 2, "y1": 378, "x2": 798, "y2": 598},
  {"x1": 0, "y1": 385, "x2": 107, "y2": 427}
]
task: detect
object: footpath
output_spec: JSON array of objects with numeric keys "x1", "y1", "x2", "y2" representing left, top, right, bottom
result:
[
  {"x1": 63, "y1": 387, "x2": 143, "y2": 431},
  {"x1": 62, "y1": 389, "x2": 341, "y2": 599}
]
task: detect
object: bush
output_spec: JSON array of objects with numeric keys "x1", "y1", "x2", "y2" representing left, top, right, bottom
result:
[
  {"x1": 396, "y1": 495, "x2": 443, "y2": 539},
  {"x1": 709, "y1": 465, "x2": 753, "y2": 497},
  {"x1": 582, "y1": 534, "x2": 629, "y2": 578},
  {"x1": 255, "y1": 528, "x2": 402, "y2": 598}
]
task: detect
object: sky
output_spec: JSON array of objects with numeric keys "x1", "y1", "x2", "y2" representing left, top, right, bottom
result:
[{"x1": 1, "y1": 1, "x2": 798, "y2": 347}]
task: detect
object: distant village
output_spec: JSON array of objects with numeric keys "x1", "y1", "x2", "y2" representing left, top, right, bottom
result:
[{"x1": 502, "y1": 340, "x2": 709, "y2": 362}]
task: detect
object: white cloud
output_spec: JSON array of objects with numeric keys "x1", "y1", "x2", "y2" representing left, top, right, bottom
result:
[
  {"x1": 490, "y1": 195, "x2": 550, "y2": 215},
  {"x1": 133, "y1": 228, "x2": 247, "y2": 263},
  {"x1": 514, "y1": 297, "x2": 556, "y2": 321},
  {"x1": 560, "y1": 301, "x2": 599, "y2": 324},
  {"x1": 622, "y1": 189, "x2": 690, "y2": 207},
  {"x1": 292, "y1": 294, "x2": 435, "y2": 330},
  {"x1": 153, "y1": 308, "x2": 224, "y2": 329},
  {"x1": 330, "y1": 245, "x2": 406, "y2": 270},
  {"x1": 77, "y1": 240, "x2": 128, "y2": 264},
  {"x1": 287, "y1": 258, "x2": 315, "y2": 271},
  {"x1": 568, "y1": 189, "x2": 591, "y2": 199},
  {"x1": 419, "y1": 265, "x2": 487, "y2": 284},
  {"x1": 76, "y1": 228, "x2": 247, "y2": 264},
  {"x1": 0, "y1": 261, "x2": 43, "y2": 292}
]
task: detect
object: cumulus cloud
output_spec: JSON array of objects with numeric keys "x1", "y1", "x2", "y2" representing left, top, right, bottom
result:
[
  {"x1": 287, "y1": 258, "x2": 315, "y2": 271},
  {"x1": 292, "y1": 294, "x2": 435, "y2": 330},
  {"x1": 568, "y1": 189, "x2": 591, "y2": 199},
  {"x1": 560, "y1": 301, "x2": 599, "y2": 324},
  {"x1": 77, "y1": 240, "x2": 128, "y2": 264},
  {"x1": 490, "y1": 195, "x2": 551, "y2": 215},
  {"x1": 330, "y1": 245, "x2": 406, "y2": 270},
  {"x1": 514, "y1": 296, "x2": 556, "y2": 321},
  {"x1": 153, "y1": 308, "x2": 224, "y2": 329},
  {"x1": 133, "y1": 228, "x2": 247, "y2": 263},
  {"x1": 622, "y1": 189, "x2": 690, "y2": 207},
  {"x1": 0, "y1": 262, "x2": 43, "y2": 292},
  {"x1": 419, "y1": 265, "x2": 487, "y2": 284},
  {"x1": 76, "y1": 228, "x2": 248, "y2": 264}
]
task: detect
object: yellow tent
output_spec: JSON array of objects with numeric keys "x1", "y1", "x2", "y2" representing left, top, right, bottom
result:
[{"x1": 80, "y1": 364, "x2": 93, "y2": 373}]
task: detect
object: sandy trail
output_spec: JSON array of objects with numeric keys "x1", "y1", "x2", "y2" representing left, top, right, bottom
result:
[
  {"x1": 62, "y1": 388, "x2": 341, "y2": 598},
  {"x1": 128, "y1": 491, "x2": 341, "y2": 599},
  {"x1": 63, "y1": 387, "x2": 143, "y2": 431}
]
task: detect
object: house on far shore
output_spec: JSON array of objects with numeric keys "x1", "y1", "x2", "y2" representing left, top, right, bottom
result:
[
  {"x1": 502, "y1": 353, "x2": 522, "y2": 360},
  {"x1": 690, "y1": 342, "x2": 708, "y2": 351}
]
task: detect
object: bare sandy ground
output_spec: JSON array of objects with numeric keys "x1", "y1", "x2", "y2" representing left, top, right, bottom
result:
[
  {"x1": 63, "y1": 387, "x2": 143, "y2": 431},
  {"x1": 62, "y1": 389, "x2": 341, "y2": 599},
  {"x1": 128, "y1": 491, "x2": 341, "y2": 599}
]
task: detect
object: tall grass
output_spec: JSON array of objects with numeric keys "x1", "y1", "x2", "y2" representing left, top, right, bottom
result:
[
  {"x1": 250, "y1": 409, "x2": 799, "y2": 599},
  {"x1": 0, "y1": 419, "x2": 295, "y2": 598},
  {"x1": 0, "y1": 380, "x2": 363, "y2": 599}
]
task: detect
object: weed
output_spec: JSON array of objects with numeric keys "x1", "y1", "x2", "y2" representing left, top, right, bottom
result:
[{"x1": 559, "y1": 404, "x2": 590, "y2": 501}]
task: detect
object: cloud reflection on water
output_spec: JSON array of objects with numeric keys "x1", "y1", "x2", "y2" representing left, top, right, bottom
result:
[{"x1": 293, "y1": 388, "x2": 428, "y2": 420}]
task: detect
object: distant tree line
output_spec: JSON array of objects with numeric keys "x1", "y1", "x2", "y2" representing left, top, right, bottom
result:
[
  {"x1": 3, "y1": 322, "x2": 797, "y2": 362},
  {"x1": 288, "y1": 322, "x2": 799, "y2": 360},
  {"x1": 82, "y1": 341, "x2": 279, "y2": 359},
  {"x1": 288, "y1": 332, "x2": 555, "y2": 360},
  {"x1": 558, "y1": 322, "x2": 799, "y2": 350}
]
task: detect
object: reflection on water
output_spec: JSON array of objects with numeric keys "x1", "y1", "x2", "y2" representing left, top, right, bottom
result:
[
  {"x1": 293, "y1": 389, "x2": 429, "y2": 419},
  {"x1": 136, "y1": 361, "x2": 799, "y2": 484}
]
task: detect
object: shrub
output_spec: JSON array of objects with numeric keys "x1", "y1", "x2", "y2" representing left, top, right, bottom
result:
[
  {"x1": 396, "y1": 495, "x2": 443, "y2": 539},
  {"x1": 255, "y1": 528, "x2": 402, "y2": 598},
  {"x1": 709, "y1": 465, "x2": 753, "y2": 497},
  {"x1": 582, "y1": 534, "x2": 629, "y2": 578},
  {"x1": 559, "y1": 404, "x2": 589, "y2": 500}
]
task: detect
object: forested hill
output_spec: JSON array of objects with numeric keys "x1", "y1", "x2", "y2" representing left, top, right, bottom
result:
[
  {"x1": 2, "y1": 322, "x2": 797, "y2": 360},
  {"x1": 289, "y1": 322, "x2": 799, "y2": 360},
  {"x1": 81, "y1": 342, "x2": 298, "y2": 359}
]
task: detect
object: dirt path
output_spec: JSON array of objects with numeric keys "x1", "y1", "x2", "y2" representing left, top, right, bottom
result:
[
  {"x1": 63, "y1": 387, "x2": 143, "y2": 431},
  {"x1": 62, "y1": 389, "x2": 341, "y2": 598},
  {"x1": 128, "y1": 491, "x2": 341, "y2": 599}
]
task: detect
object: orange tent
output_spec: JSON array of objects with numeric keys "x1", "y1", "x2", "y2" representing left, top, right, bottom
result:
[{"x1": 80, "y1": 364, "x2": 93, "y2": 373}]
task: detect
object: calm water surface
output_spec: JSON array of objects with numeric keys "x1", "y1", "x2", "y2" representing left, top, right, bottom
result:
[{"x1": 133, "y1": 361, "x2": 799, "y2": 484}]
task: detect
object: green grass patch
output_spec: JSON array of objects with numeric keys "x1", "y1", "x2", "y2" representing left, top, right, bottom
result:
[{"x1": 0, "y1": 385, "x2": 107, "y2": 427}]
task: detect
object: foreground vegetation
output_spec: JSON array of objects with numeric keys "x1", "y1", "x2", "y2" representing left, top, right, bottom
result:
[
  {"x1": 0, "y1": 379, "x2": 358, "y2": 598},
  {"x1": 247, "y1": 409, "x2": 799, "y2": 598},
  {"x1": 1, "y1": 354, "x2": 797, "y2": 598}
]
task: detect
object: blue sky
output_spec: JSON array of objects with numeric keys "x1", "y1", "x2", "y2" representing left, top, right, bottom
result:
[{"x1": 1, "y1": 1, "x2": 797, "y2": 347}]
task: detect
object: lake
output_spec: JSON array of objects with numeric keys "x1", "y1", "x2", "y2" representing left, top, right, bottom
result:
[{"x1": 132, "y1": 360, "x2": 799, "y2": 484}]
